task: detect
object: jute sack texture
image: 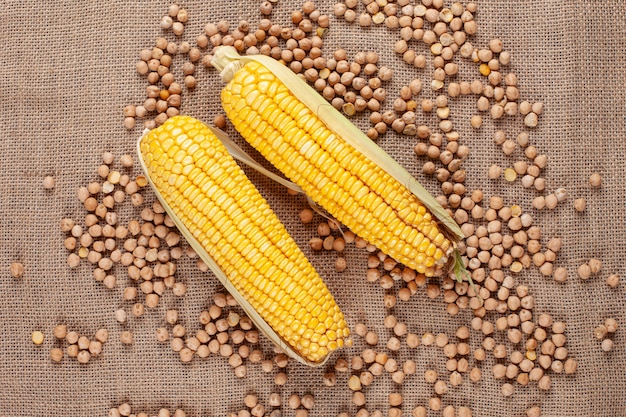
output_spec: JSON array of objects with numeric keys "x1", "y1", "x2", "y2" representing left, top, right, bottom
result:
[{"x1": 0, "y1": 0, "x2": 624, "y2": 416}]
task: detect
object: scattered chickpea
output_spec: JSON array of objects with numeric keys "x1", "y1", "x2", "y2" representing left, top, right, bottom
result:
[
  {"x1": 77, "y1": 350, "x2": 91, "y2": 364},
  {"x1": 574, "y1": 198, "x2": 586, "y2": 212},
  {"x1": 348, "y1": 375, "x2": 362, "y2": 391},
  {"x1": 50, "y1": 347, "x2": 64, "y2": 362},
  {"x1": 10, "y1": 262, "x2": 25, "y2": 278},
  {"x1": 412, "y1": 406, "x2": 427, "y2": 417},
  {"x1": 119, "y1": 154, "x2": 134, "y2": 168},
  {"x1": 594, "y1": 324, "x2": 608, "y2": 340},
  {"x1": 424, "y1": 369, "x2": 437, "y2": 383},
  {"x1": 335, "y1": 257, "x2": 347, "y2": 272},
  {"x1": 577, "y1": 263, "x2": 591, "y2": 280},
  {"x1": 52, "y1": 325, "x2": 67, "y2": 340},
  {"x1": 469, "y1": 367, "x2": 482, "y2": 382},
  {"x1": 115, "y1": 309, "x2": 127, "y2": 323},
  {"x1": 564, "y1": 358, "x2": 578, "y2": 374},
  {"x1": 470, "y1": 115, "x2": 482, "y2": 129},
  {"x1": 605, "y1": 318, "x2": 618, "y2": 333},
  {"x1": 301, "y1": 394, "x2": 315, "y2": 410},
  {"x1": 488, "y1": 164, "x2": 502, "y2": 179},
  {"x1": 537, "y1": 375, "x2": 552, "y2": 390},
  {"x1": 43, "y1": 176, "x2": 56, "y2": 189},
  {"x1": 501, "y1": 383, "x2": 514, "y2": 397},
  {"x1": 434, "y1": 380, "x2": 448, "y2": 395},
  {"x1": 526, "y1": 406, "x2": 541, "y2": 417},
  {"x1": 389, "y1": 393, "x2": 403, "y2": 407},
  {"x1": 589, "y1": 172, "x2": 602, "y2": 187},
  {"x1": 364, "y1": 331, "x2": 378, "y2": 345},
  {"x1": 299, "y1": 208, "x2": 314, "y2": 223},
  {"x1": 553, "y1": 267, "x2": 567, "y2": 282},
  {"x1": 606, "y1": 274, "x2": 620, "y2": 288},
  {"x1": 588, "y1": 258, "x2": 602, "y2": 274}
]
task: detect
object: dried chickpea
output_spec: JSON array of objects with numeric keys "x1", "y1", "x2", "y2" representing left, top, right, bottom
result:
[
  {"x1": 564, "y1": 358, "x2": 578, "y2": 374},
  {"x1": 589, "y1": 172, "x2": 602, "y2": 187},
  {"x1": 434, "y1": 380, "x2": 448, "y2": 395},
  {"x1": 574, "y1": 198, "x2": 586, "y2": 212},
  {"x1": 588, "y1": 258, "x2": 602, "y2": 273},
  {"x1": 606, "y1": 274, "x2": 620, "y2": 288},
  {"x1": 10, "y1": 262, "x2": 25, "y2": 278},
  {"x1": 50, "y1": 347, "x2": 64, "y2": 362},
  {"x1": 605, "y1": 318, "x2": 618, "y2": 333},
  {"x1": 577, "y1": 263, "x2": 592, "y2": 280}
]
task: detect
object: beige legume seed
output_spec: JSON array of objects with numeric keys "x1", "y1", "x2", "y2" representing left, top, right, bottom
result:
[
  {"x1": 434, "y1": 380, "x2": 448, "y2": 395},
  {"x1": 365, "y1": 331, "x2": 378, "y2": 345},
  {"x1": 573, "y1": 198, "x2": 587, "y2": 212},
  {"x1": 538, "y1": 375, "x2": 551, "y2": 390},
  {"x1": 605, "y1": 318, "x2": 618, "y2": 333},
  {"x1": 88, "y1": 340, "x2": 102, "y2": 355},
  {"x1": 588, "y1": 258, "x2": 602, "y2": 274},
  {"x1": 406, "y1": 333, "x2": 420, "y2": 348},
  {"x1": 538, "y1": 354, "x2": 552, "y2": 370},
  {"x1": 50, "y1": 347, "x2": 64, "y2": 363},
  {"x1": 564, "y1": 358, "x2": 578, "y2": 374},
  {"x1": 501, "y1": 383, "x2": 514, "y2": 397},
  {"x1": 9, "y1": 261, "x2": 27, "y2": 278},
  {"x1": 589, "y1": 172, "x2": 602, "y2": 187},
  {"x1": 551, "y1": 266, "x2": 567, "y2": 282},
  {"x1": 76, "y1": 350, "x2": 91, "y2": 364},
  {"x1": 470, "y1": 115, "x2": 482, "y2": 128},
  {"x1": 577, "y1": 263, "x2": 592, "y2": 280},
  {"x1": 66, "y1": 344, "x2": 78, "y2": 358},
  {"x1": 492, "y1": 363, "x2": 506, "y2": 379}
]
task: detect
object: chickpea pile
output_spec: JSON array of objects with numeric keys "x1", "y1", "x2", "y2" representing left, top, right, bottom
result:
[
  {"x1": 156, "y1": 293, "x2": 264, "y2": 378},
  {"x1": 61, "y1": 152, "x2": 191, "y2": 316},
  {"x1": 49, "y1": 325, "x2": 109, "y2": 364}
]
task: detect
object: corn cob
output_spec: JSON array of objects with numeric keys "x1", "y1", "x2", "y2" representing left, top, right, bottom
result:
[
  {"x1": 212, "y1": 46, "x2": 465, "y2": 277},
  {"x1": 136, "y1": 115, "x2": 350, "y2": 366}
]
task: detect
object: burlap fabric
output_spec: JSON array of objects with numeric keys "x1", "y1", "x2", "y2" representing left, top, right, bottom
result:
[{"x1": 1, "y1": 0, "x2": 624, "y2": 416}]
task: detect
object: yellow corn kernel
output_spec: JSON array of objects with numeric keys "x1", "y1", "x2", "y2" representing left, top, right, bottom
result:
[
  {"x1": 137, "y1": 116, "x2": 349, "y2": 365},
  {"x1": 504, "y1": 168, "x2": 517, "y2": 182},
  {"x1": 31, "y1": 331, "x2": 44, "y2": 345}
]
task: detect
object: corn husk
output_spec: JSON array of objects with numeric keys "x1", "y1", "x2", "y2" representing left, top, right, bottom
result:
[
  {"x1": 212, "y1": 46, "x2": 467, "y2": 273},
  {"x1": 136, "y1": 128, "x2": 335, "y2": 367}
]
